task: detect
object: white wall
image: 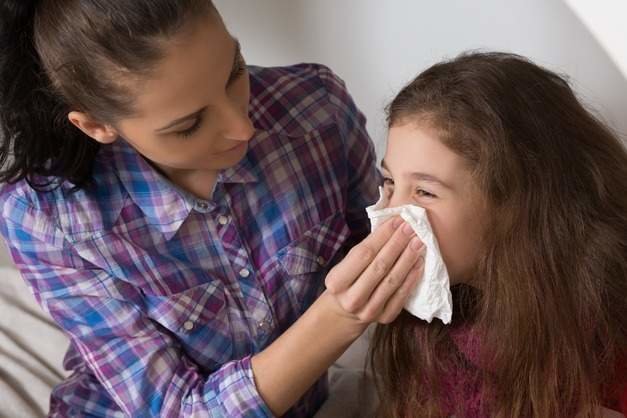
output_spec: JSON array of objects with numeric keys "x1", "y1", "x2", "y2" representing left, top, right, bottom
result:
[
  {"x1": 565, "y1": 0, "x2": 627, "y2": 78},
  {"x1": 215, "y1": 0, "x2": 627, "y2": 157}
]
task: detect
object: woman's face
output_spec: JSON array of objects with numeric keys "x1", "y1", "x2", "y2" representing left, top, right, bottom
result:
[
  {"x1": 381, "y1": 122, "x2": 486, "y2": 285},
  {"x1": 106, "y1": 11, "x2": 253, "y2": 180}
]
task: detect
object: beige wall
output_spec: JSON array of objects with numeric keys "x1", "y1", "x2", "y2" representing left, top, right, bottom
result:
[{"x1": 0, "y1": 240, "x2": 13, "y2": 267}]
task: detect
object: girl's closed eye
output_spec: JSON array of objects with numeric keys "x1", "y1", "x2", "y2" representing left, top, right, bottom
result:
[{"x1": 415, "y1": 188, "x2": 437, "y2": 199}]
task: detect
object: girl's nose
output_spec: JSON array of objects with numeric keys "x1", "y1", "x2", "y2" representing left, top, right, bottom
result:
[{"x1": 387, "y1": 192, "x2": 412, "y2": 208}]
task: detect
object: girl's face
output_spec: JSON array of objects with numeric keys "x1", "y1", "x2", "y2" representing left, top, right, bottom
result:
[{"x1": 382, "y1": 122, "x2": 486, "y2": 285}]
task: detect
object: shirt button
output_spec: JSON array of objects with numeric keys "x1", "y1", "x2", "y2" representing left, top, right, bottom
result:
[
  {"x1": 196, "y1": 201, "x2": 209, "y2": 211},
  {"x1": 217, "y1": 215, "x2": 230, "y2": 225},
  {"x1": 239, "y1": 268, "x2": 250, "y2": 278},
  {"x1": 257, "y1": 320, "x2": 271, "y2": 332},
  {"x1": 183, "y1": 321, "x2": 194, "y2": 332},
  {"x1": 316, "y1": 256, "x2": 326, "y2": 266}
]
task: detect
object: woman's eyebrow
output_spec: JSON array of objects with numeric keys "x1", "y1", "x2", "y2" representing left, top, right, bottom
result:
[
  {"x1": 155, "y1": 107, "x2": 206, "y2": 133},
  {"x1": 226, "y1": 39, "x2": 242, "y2": 86},
  {"x1": 155, "y1": 39, "x2": 241, "y2": 134}
]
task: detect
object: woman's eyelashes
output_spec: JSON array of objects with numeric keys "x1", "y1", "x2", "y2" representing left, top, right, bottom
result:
[
  {"x1": 174, "y1": 55, "x2": 247, "y2": 139},
  {"x1": 175, "y1": 115, "x2": 203, "y2": 139},
  {"x1": 228, "y1": 54, "x2": 246, "y2": 86}
]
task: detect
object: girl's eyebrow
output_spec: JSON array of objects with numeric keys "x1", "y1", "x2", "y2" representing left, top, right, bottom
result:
[
  {"x1": 380, "y1": 159, "x2": 452, "y2": 189},
  {"x1": 380, "y1": 159, "x2": 391, "y2": 172}
]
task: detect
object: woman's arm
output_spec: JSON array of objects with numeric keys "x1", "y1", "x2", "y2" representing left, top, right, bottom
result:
[
  {"x1": 2, "y1": 201, "x2": 421, "y2": 417},
  {"x1": 252, "y1": 216, "x2": 424, "y2": 415},
  {"x1": 0, "y1": 205, "x2": 276, "y2": 417}
]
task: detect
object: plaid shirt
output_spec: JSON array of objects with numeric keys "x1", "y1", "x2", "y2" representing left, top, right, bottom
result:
[{"x1": 0, "y1": 64, "x2": 379, "y2": 417}]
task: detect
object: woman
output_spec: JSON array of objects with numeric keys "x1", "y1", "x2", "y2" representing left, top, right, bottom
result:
[
  {"x1": 369, "y1": 52, "x2": 627, "y2": 417},
  {"x1": 0, "y1": 1, "x2": 425, "y2": 416}
]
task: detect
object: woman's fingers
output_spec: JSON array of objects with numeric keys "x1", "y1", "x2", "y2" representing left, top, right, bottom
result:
[
  {"x1": 377, "y1": 259, "x2": 425, "y2": 324},
  {"x1": 325, "y1": 216, "x2": 403, "y2": 293},
  {"x1": 334, "y1": 222, "x2": 420, "y2": 315},
  {"x1": 357, "y1": 240, "x2": 425, "y2": 322}
]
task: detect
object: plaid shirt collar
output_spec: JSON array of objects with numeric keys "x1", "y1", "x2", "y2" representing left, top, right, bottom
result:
[{"x1": 102, "y1": 137, "x2": 258, "y2": 239}]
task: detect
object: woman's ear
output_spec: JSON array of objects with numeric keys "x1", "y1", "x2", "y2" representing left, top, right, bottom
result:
[{"x1": 67, "y1": 111, "x2": 119, "y2": 144}]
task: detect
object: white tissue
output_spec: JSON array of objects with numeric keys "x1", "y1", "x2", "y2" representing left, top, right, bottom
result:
[{"x1": 366, "y1": 187, "x2": 452, "y2": 324}]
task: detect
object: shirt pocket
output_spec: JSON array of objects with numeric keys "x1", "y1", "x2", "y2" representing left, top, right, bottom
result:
[
  {"x1": 143, "y1": 280, "x2": 233, "y2": 371},
  {"x1": 277, "y1": 212, "x2": 351, "y2": 309}
]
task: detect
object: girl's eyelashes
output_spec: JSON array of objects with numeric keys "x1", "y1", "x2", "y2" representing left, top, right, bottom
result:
[
  {"x1": 416, "y1": 188, "x2": 437, "y2": 199},
  {"x1": 175, "y1": 116, "x2": 203, "y2": 139},
  {"x1": 382, "y1": 174, "x2": 438, "y2": 200}
]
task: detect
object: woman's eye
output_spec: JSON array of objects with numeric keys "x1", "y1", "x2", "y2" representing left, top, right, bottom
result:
[
  {"x1": 382, "y1": 177, "x2": 394, "y2": 186},
  {"x1": 175, "y1": 117, "x2": 202, "y2": 139}
]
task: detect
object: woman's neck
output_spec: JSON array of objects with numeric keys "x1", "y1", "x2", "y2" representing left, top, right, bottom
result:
[{"x1": 150, "y1": 160, "x2": 219, "y2": 200}]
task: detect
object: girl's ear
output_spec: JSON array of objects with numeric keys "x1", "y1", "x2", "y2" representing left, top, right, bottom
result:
[{"x1": 68, "y1": 111, "x2": 119, "y2": 144}]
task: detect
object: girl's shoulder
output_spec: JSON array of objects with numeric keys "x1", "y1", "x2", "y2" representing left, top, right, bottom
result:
[{"x1": 604, "y1": 356, "x2": 627, "y2": 414}]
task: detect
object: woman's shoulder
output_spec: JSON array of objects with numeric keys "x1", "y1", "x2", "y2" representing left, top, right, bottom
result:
[
  {"x1": 247, "y1": 63, "x2": 355, "y2": 135},
  {"x1": 0, "y1": 173, "x2": 126, "y2": 240},
  {"x1": 0, "y1": 177, "x2": 64, "y2": 222},
  {"x1": 248, "y1": 62, "x2": 339, "y2": 91}
]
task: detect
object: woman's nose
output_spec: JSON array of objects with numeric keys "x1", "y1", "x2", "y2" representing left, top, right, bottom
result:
[{"x1": 222, "y1": 104, "x2": 255, "y2": 142}]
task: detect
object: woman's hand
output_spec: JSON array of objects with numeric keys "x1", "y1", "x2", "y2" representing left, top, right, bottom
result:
[
  {"x1": 324, "y1": 216, "x2": 426, "y2": 328},
  {"x1": 251, "y1": 217, "x2": 424, "y2": 416}
]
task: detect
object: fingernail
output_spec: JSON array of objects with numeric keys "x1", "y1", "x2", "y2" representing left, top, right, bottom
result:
[
  {"x1": 402, "y1": 223, "x2": 414, "y2": 236},
  {"x1": 392, "y1": 217, "x2": 403, "y2": 229},
  {"x1": 410, "y1": 237, "x2": 423, "y2": 251}
]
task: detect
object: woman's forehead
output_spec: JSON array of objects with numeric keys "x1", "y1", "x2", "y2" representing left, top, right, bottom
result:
[{"x1": 124, "y1": 14, "x2": 234, "y2": 121}]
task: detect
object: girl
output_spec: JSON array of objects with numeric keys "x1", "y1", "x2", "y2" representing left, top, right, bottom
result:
[
  {"x1": 0, "y1": 1, "x2": 425, "y2": 416},
  {"x1": 370, "y1": 52, "x2": 627, "y2": 417}
]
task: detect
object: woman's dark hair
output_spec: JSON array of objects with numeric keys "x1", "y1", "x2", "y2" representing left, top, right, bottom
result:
[
  {"x1": 370, "y1": 52, "x2": 627, "y2": 417},
  {"x1": 0, "y1": 0, "x2": 213, "y2": 190}
]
